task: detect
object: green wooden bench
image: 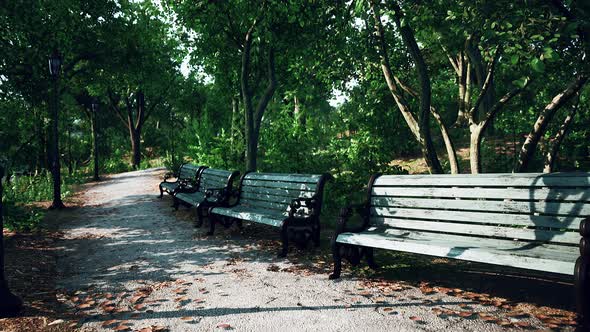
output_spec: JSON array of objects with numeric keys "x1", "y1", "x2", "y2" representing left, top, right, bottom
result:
[
  {"x1": 158, "y1": 163, "x2": 204, "y2": 198},
  {"x1": 208, "y1": 172, "x2": 331, "y2": 257},
  {"x1": 330, "y1": 173, "x2": 590, "y2": 323},
  {"x1": 174, "y1": 167, "x2": 239, "y2": 226}
]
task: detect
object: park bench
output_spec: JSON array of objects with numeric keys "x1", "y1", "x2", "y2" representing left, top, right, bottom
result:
[
  {"x1": 174, "y1": 168, "x2": 239, "y2": 226},
  {"x1": 208, "y1": 172, "x2": 331, "y2": 257},
  {"x1": 329, "y1": 173, "x2": 590, "y2": 323},
  {"x1": 158, "y1": 163, "x2": 204, "y2": 198}
]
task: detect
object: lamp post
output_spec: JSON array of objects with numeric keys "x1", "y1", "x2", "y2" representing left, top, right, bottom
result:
[
  {"x1": 91, "y1": 100, "x2": 100, "y2": 181},
  {"x1": 0, "y1": 165, "x2": 23, "y2": 316},
  {"x1": 48, "y1": 49, "x2": 65, "y2": 209}
]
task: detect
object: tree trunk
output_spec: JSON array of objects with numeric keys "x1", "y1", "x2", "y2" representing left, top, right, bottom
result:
[
  {"x1": 371, "y1": 0, "x2": 443, "y2": 174},
  {"x1": 130, "y1": 129, "x2": 141, "y2": 170},
  {"x1": 92, "y1": 111, "x2": 100, "y2": 181},
  {"x1": 514, "y1": 75, "x2": 587, "y2": 172},
  {"x1": 431, "y1": 108, "x2": 459, "y2": 174},
  {"x1": 0, "y1": 166, "x2": 23, "y2": 315},
  {"x1": 67, "y1": 126, "x2": 72, "y2": 176},
  {"x1": 241, "y1": 18, "x2": 276, "y2": 172},
  {"x1": 49, "y1": 77, "x2": 64, "y2": 209},
  {"x1": 469, "y1": 124, "x2": 484, "y2": 174},
  {"x1": 543, "y1": 102, "x2": 578, "y2": 173}
]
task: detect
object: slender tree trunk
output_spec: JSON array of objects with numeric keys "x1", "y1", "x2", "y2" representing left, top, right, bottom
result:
[
  {"x1": 431, "y1": 108, "x2": 459, "y2": 174},
  {"x1": 92, "y1": 111, "x2": 100, "y2": 181},
  {"x1": 543, "y1": 103, "x2": 578, "y2": 173},
  {"x1": 241, "y1": 18, "x2": 277, "y2": 172},
  {"x1": 370, "y1": 0, "x2": 443, "y2": 174},
  {"x1": 514, "y1": 75, "x2": 587, "y2": 172},
  {"x1": 67, "y1": 126, "x2": 72, "y2": 176},
  {"x1": 130, "y1": 129, "x2": 141, "y2": 170},
  {"x1": 469, "y1": 124, "x2": 484, "y2": 174},
  {"x1": 0, "y1": 166, "x2": 23, "y2": 315},
  {"x1": 49, "y1": 77, "x2": 64, "y2": 209}
]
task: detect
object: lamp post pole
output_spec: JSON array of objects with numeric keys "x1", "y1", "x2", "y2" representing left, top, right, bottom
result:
[
  {"x1": 0, "y1": 165, "x2": 23, "y2": 316},
  {"x1": 91, "y1": 101, "x2": 100, "y2": 181},
  {"x1": 49, "y1": 49, "x2": 65, "y2": 209}
]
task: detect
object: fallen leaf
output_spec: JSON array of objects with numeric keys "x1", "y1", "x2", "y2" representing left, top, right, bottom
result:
[
  {"x1": 409, "y1": 316, "x2": 421, "y2": 321},
  {"x1": 113, "y1": 325, "x2": 131, "y2": 331},
  {"x1": 217, "y1": 323, "x2": 232, "y2": 329},
  {"x1": 134, "y1": 304, "x2": 146, "y2": 310},
  {"x1": 181, "y1": 317, "x2": 193, "y2": 321},
  {"x1": 102, "y1": 320, "x2": 118, "y2": 327},
  {"x1": 47, "y1": 319, "x2": 64, "y2": 326},
  {"x1": 152, "y1": 326, "x2": 167, "y2": 332}
]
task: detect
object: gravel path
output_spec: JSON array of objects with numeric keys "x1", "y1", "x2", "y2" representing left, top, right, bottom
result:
[{"x1": 53, "y1": 168, "x2": 569, "y2": 331}]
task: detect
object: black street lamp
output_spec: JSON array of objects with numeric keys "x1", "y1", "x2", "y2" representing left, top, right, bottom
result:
[
  {"x1": 0, "y1": 165, "x2": 23, "y2": 316},
  {"x1": 48, "y1": 49, "x2": 65, "y2": 209},
  {"x1": 91, "y1": 100, "x2": 100, "y2": 181}
]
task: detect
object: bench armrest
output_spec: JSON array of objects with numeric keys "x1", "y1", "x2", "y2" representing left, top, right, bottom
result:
[
  {"x1": 163, "y1": 172, "x2": 175, "y2": 182},
  {"x1": 205, "y1": 187, "x2": 230, "y2": 204},
  {"x1": 334, "y1": 203, "x2": 370, "y2": 235},
  {"x1": 288, "y1": 196, "x2": 319, "y2": 218},
  {"x1": 174, "y1": 181, "x2": 198, "y2": 193}
]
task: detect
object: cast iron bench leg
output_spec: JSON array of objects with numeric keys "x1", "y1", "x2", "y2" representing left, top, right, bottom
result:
[
  {"x1": 158, "y1": 185, "x2": 164, "y2": 198},
  {"x1": 207, "y1": 208, "x2": 216, "y2": 236},
  {"x1": 576, "y1": 256, "x2": 589, "y2": 327},
  {"x1": 278, "y1": 222, "x2": 289, "y2": 258},
  {"x1": 365, "y1": 247, "x2": 379, "y2": 270},
  {"x1": 329, "y1": 242, "x2": 342, "y2": 279}
]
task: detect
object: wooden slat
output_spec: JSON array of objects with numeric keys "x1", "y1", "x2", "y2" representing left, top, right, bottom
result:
[
  {"x1": 201, "y1": 170, "x2": 232, "y2": 179},
  {"x1": 372, "y1": 186, "x2": 590, "y2": 202},
  {"x1": 241, "y1": 192, "x2": 297, "y2": 205},
  {"x1": 245, "y1": 173, "x2": 322, "y2": 183},
  {"x1": 335, "y1": 230, "x2": 576, "y2": 274},
  {"x1": 199, "y1": 177, "x2": 228, "y2": 189},
  {"x1": 370, "y1": 197, "x2": 590, "y2": 217},
  {"x1": 211, "y1": 207, "x2": 286, "y2": 227},
  {"x1": 239, "y1": 199, "x2": 290, "y2": 212},
  {"x1": 241, "y1": 186, "x2": 315, "y2": 199},
  {"x1": 372, "y1": 217, "x2": 580, "y2": 244},
  {"x1": 242, "y1": 179, "x2": 317, "y2": 191},
  {"x1": 373, "y1": 173, "x2": 590, "y2": 188},
  {"x1": 202, "y1": 168, "x2": 233, "y2": 176},
  {"x1": 370, "y1": 207, "x2": 583, "y2": 230},
  {"x1": 175, "y1": 192, "x2": 206, "y2": 206}
]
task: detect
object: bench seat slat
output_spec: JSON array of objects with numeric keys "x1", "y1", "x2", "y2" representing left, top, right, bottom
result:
[
  {"x1": 372, "y1": 187, "x2": 590, "y2": 202},
  {"x1": 372, "y1": 217, "x2": 580, "y2": 244},
  {"x1": 373, "y1": 173, "x2": 590, "y2": 188},
  {"x1": 370, "y1": 207, "x2": 583, "y2": 230},
  {"x1": 160, "y1": 182, "x2": 180, "y2": 192},
  {"x1": 371, "y1": 197, "x2": 590, "y2": 218},
  {"x1": 242, "y1": 179, "x2": 317, "y2": 191},
  {"x1": 201, "y1": 168, "x2": 232, "y2": 176},
  {"x1": 242, "y1": 186, "x2": 315, "y2": 197},
  {"x1": 241, "y1": 192, "x2": 313, "y2": 204},
  {"x1": 245, "y1": 173, "x2": 322, "y2": 183},
  {"x1": 175, "y1": 192, "x2": 207, "y2": 206},
  {"x1": 211, "y1": 206, "x2": 286, "y2": 227},
  {"x1": 336, "y1": 229, "x2": 577, "y2": 275}
]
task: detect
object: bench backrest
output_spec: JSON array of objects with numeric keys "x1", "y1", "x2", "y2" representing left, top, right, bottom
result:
[
  {"x1": 178, "y1": 163, "x2": 203, "y2": 183},
  {"x1": 197, "y1": 168, "x2": 238, "y2": 193},
  {"x1": 367, "y1": 173, "x2": 590, "y2": 246},
  {"x1": 237, "y1": 172, "x2": 330, "y2": 217}
]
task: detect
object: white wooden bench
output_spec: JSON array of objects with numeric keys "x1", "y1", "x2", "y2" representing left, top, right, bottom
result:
[
  {"x1": 208, "y1": 172, "x2": 331, "y2": 257},
  {"x1": 158, "y1": 163, "x2": 204, "y2": 198},
  {"x1": 329, "y1": 173, "x2": 590, "y2": 323},
  {"x1": 174, "y1": 168, "x2": 239, "y2": 226}
]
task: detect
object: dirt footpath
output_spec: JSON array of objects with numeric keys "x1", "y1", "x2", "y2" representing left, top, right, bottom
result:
[{"x1": 45, "y1": 168, "x2": 575, "y2": 331}]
